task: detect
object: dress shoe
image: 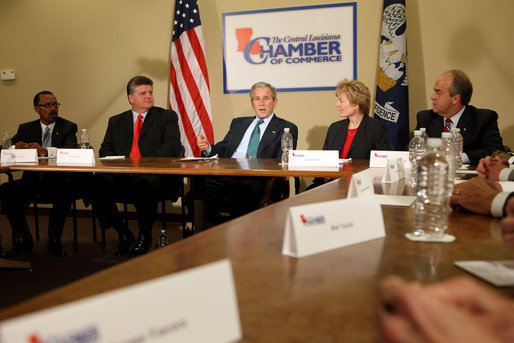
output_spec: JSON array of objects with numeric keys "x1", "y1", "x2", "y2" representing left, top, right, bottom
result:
[
  {"x1": 49, "y1": 236, "x2": 67, "y2": 257},
  {"x1": 2, "y1": 234, "x2": 34, "y2": 257},
  {"x1": 128, "y1": 233, "x2": 152, "y2": 257},
  {"x1": 115, "y1": 230, "x2": 135, "y2": 256}
]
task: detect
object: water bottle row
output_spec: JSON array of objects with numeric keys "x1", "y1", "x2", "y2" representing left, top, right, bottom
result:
[
  {"x1": 408, "y1": 127, "x2": 463, "y2": 189},
  {"x1": 1, "y1": 129, "x2": 92, "y2": 149}
]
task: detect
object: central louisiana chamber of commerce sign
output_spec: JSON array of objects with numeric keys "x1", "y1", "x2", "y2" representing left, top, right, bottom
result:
[{"x1": 222, "y1": 3, "x2": 356, "y2": 93}]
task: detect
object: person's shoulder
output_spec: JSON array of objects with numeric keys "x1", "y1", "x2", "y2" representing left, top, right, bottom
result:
[
  {"x1": 272, "y1": 114, "x2": 298, "y2": 130},
  {"x1": 56, "y1": 117, "x2": 77, "y2": 127},
  {"x1": 149, "y1": 106, "x2": 178, "y2": 118},
  {"x1": 109, "y1": 109, "x2": 132, "y2": 121},
  {"x1": 465, "y1": 105, "x2": 497, "y2": 117},
  {"x1": 328, "y1": 119, "x2": 347, "y2": 129},
  {"x1": 416, "y1": 109, "x2": 435, "y2": 118},
  {"x1": 17, "y1": 119, "x2": 40, "y2": 129}
]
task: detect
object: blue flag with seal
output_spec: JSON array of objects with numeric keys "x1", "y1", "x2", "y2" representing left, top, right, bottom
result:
[{"x1": 374, "y1": 0, "x2": 409, "y2": 150}]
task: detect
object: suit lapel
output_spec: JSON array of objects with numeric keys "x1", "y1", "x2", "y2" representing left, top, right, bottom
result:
[
  {"x1": 51, "y1": 118, "x2": 63, "y2": 146},
  {"x1": 227, "y1": 117, "x2": 253, "y2": 157},
  {"x1": 428, "y1": 112, "x2": 443, "y2": 137},
  {"x1": 456, "y1": 106, "x2": 472, "y2": 138},
  {"x1": 139, "y1": 107, "x2": 153, "y2": 139},
  {"x1": 335, "y1": 120, "x2": 349, "y2": 155},
  {"x1": 258, "y1": 115, "x2": 281, "y2": 155}
]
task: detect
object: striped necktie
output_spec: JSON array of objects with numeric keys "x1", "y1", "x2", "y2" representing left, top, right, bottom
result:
[
  {"x1": 443, "y1": 118, "x2": 452, "y2": 132},
  {"x1": 42, "y1": 126, "x2": 51, "y2": 148}
]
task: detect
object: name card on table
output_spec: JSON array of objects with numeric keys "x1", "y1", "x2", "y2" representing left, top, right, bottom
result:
[
  {"x1": 1, "y1": 149, "x2": 38, "y2": 164},
  {"x1": 282, "y1": 197, "x2": 385, "y2": 258},
  {"x1": 0, "y1": 259, "x2": 242, "y2": 343},
  {"x1": 382, "y1": 158, "x2": 406, "y2": 182},
  {"x1": 369, "y1": 150, "x2": 409, "y2": 168},
  {"x1": 348, "y1": 168, "x2": 374, "y2": 198},
  {"x1": 56, "y1": 148, "x2": 95, "y2": 165},
  {"x1": 288, "y1": 150, "x2": 339, "y2": 167}
]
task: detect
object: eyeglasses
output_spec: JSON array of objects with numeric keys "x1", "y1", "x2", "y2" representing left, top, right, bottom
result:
[{"x1": 36, "y1": 102, "x2": 60, "y2": 109}]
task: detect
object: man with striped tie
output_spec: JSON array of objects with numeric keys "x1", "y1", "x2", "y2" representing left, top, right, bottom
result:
[
  {"x1": 415, "y1": 70, "x2": 504, "y2": 164},
  {"x1": 1, "y1": 91, "x2": 78, "y2": 257}
]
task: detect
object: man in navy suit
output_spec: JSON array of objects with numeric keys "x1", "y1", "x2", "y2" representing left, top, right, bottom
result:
[
  {"x1": 92, "y1": 76, "x2": 184, "y2": 257},
  {"x1": 1, "y1": 91, "x2": 78, "y2": 257},
  {"x1": 415, "y1": 70, "x2": 503, "y2": 164},
  {"x1": 196, "y1": 82, "x2": 298, "y2": 224}
]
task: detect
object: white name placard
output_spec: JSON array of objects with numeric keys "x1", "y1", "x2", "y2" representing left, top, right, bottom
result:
[
  {"x1": 1, "y1": 149, "x2": 38, "y2": 164},
  {"x1": 382, "y1": 157, "x2": 406, "y2": 183},
  {"x1": 282, "y1": 196, "x2": 385, "y2": 258},
  {"x1": 369, "y1": 150, "x2": 409, "y2": 168},
  {"x1": 56, "y1": 149, "x2": 95, "y2": 165},
  {"x1": 0, "y1": 259, "x2": 242, "y2": 343},
  {"x1": 348, "y1": 168, "x2": 374, "y2": 198},
  {"x1": 288, "y1": 150, "x2": 339, "y2": 167}
]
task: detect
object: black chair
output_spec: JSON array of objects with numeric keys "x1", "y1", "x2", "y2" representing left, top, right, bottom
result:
[{"x1": 96, "y1": 177, "x2": 186, "y2": 251}]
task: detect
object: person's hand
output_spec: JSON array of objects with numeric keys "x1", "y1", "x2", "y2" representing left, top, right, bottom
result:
[
  {"x1": 477, "y1": 156, "x2": 509, "y2": 181},
  {"x1": 450, "y1": 177, "x2": 501, "y2": 215},
  {"x1": 14, "y1": 141, "x2": 27, "y2": 149},
  {"x1": 378, "y1": 276, "x2": 513, "y2": 343},
  {"x1": 500, "y1": 197, "x2": 514, "y2": 245},
  {"x1": 197, "y1": 134, "x2": 209, "y2": 151},
  {"x1": 26, "y1": 142, "x2": 47, "y2": 156},
  {"x1": 491, "y1": 150, "x2": 512, "y2": 161}
]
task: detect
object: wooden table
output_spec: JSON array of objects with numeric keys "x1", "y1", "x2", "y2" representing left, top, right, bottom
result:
[
  {"x1": 0, "y1": 175, "x2": 512, "y2": 341},
  {"x1": 5, "y1": 157, "x2": 368, "y2": 178}
]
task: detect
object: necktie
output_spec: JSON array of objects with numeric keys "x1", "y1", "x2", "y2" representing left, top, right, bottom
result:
[
  {"x1": 130, "y1": 114, "x2": 143, "y2": 158},
  {"x1": 42, "y1": 126, "x2": 51, "y2": 148},
  {"x1": 246, "y1": 119, "x2": 264, "y2": 158},
  {"x1": 443, "y1": 118, "x2": 452, "y2": 132}
]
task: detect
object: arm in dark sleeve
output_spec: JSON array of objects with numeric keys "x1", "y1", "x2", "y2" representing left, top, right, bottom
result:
[
  {"x1": 465, "y1": 110, "x2": 504, "y2": 164},
  {"x1": 99, "y1": 118, "x2": 116, "y2": 157},
  {"x1": 154, "y1": 110, "x2": 184, "y2": 157},
  {"x1": 60, "y1": 122, "x2": 78, "y2": 148},
  {"x1": 209, "y1": 120, "x2": 236, "y2": 157},
  {"x1": 374, "y1": 121, "x2": 394, "y2": 151}
]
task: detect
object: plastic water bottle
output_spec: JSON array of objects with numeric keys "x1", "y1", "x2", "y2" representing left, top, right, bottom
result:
[
  {"x1": 451, "y1": 128, "x2": 463, "y2": 168},
  {"x1": 413, "y1": 138, "x2": 449, "y2": 239},
  {"x1": 419, "y1": 127, "x2": 428, "y2": 143},
  {"x1": 281, "y1": 128, "x2": 293, "y2": 165},
  {"x1": 158, "y1": 229, "x2": 168, "y2": 247},
  {"x1": 80, "y1": 129, "x2": 90, "y2": 149},
  {"x1": 441, "y1": 132, "x2": 457, "y2": 196},
  {"x1": 408, "y1": 130, "x2": 425, "y2": 187},
  {"x1": 2, "y1": 131, "x2": 11, "y2": 149}
]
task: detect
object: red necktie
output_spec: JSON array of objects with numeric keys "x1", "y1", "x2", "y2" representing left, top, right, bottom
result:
[
  {"x1": 443, "y1": 118, "x2": 452, "y2": 132},
  {"x1": 130, "y1": 114, "x2": 143, "y2": 158}
]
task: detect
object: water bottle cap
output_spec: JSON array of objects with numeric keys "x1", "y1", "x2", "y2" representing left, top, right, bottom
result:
[
  {"x1": 441, "y1": 132, "x2": 451, "y2": 138},
  {"x1": 420, "y1": 127, "x2": 426, "y2": 132},
  {"x1": 284, "y1": 128, "x2": 289, "y2": 133},
  {"x1": 413, "y1": 130, "x2": 422, "y2": 136},
  {"x1": 426, "y1": 138, "x2": 442, "y2": 148},
  {"x1": 82, "y1": 128, "x2": 87, "y2": 132}
]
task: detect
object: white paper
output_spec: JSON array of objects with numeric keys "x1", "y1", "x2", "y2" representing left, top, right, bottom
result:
[
  {"x1": 374, "y1": 194, "x2": 415, "y2": 206},
  {"x1": 455, "y1": 169, "x2": 478, "y2": 175},
  {"x1": 173, "y1": 154, "x2": 219, "y2": 162},
  {"x1": 56, "y1": 149, "x2": 95, "y2": 165},
  {"x1": 382, "y1": 158, "x2": 406, "y2": 182},
  {"x1": 369, "y1": 150, "x2": 409, "y2": 168},
  {"x1": 454, "y1": 260, "x2": 514, "y2": 286},
  {"x1": 1, "y1": 149, "x2": 38, "y2": 164},
  {"x1": 289, "y1": 150, "x2": 339, "y2": 167},
  {"x1": 348, "y1": 168, "x2": 374, "y2": 198},
  {"x1": 99, "y1": 155, "x2": 126, "y2": 160},
  {"x1": 282, "y1": 196, "x2": 385, "y2": 258},
  {"x1": 0, "y1": 259, "x2": 242, "y2": 343}
]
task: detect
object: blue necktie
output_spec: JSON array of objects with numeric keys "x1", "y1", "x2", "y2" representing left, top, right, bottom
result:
[
  {"x1": 42, "y1": 127, "x2": 51, "y2": 148},
  {"x1": 246, "y1": 119, "x2": 263, "y2": 158}
]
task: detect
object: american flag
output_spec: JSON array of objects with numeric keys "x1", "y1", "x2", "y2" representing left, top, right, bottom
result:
[{"x1": 170, "y1": 0, "x2": 213, "y2": 157}]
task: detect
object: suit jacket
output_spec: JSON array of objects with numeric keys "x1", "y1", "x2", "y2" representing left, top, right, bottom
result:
[
  {"x1": 415, "y1": 105, "x2": 503, "y2": 164},
  {"x1": 99, "y1": 106, "x2": 184, "y2": 158},
  {"x1": 322, "y1": 115, "x2": 393, "y2": 159},
  {"x1": 12, "y1": 117, "x2": 78, "y2": 148},
  {"x1": 208, "y1": 114, "x2": 298, "y2": 158}
]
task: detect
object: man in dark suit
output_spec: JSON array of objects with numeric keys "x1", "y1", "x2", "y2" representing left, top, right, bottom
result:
[
  {"x1": 92, "y1": 76, "x2": 184, "y2": 257},
  {"x1": 1, "y1": 91, "x2": 78, "y2": 257},
  {"x1": 196, "y1": 82, "x2": 298, "y2": 224},
  {"x1": 415, "y1": 70, "x2": 503, "y2": 164}
]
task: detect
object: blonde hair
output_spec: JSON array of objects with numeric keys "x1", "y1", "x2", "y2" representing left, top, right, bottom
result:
[{"x1": 335, "y1": 79, "x2": 371, "y2": 115}]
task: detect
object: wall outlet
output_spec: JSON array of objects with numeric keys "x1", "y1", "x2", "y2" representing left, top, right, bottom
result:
[{"x1": 1, "y1": 69, "x2": 16, "y2": 80}]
